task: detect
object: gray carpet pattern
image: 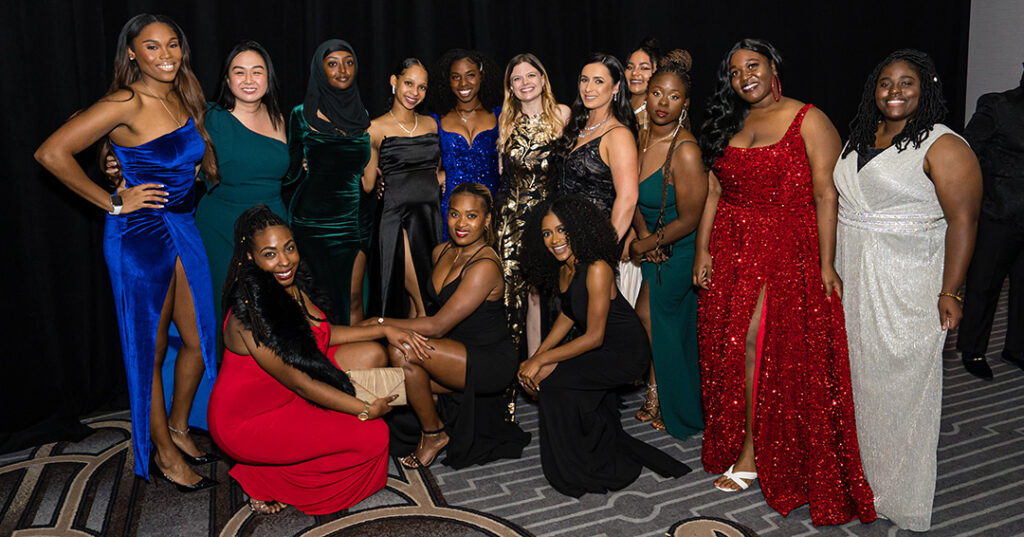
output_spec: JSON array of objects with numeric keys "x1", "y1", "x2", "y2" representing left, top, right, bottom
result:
[
  {"x1": 430, "y1": 282, "x2": 1024, "y2": 537},
  {"x1": 1, "y1": 282, "x2": 1019, "y2": 536}
]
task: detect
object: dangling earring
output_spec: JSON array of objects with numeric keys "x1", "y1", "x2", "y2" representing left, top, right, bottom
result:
[
  {"x1": 678, "y1": 108, "x2": 687, "y2": 126},
  {"x1": 771, "y1": 75, "x2": 782, "y2": 102},
  {"x1": 391, "y1": 85, "x2": 395, "y2": 94}
]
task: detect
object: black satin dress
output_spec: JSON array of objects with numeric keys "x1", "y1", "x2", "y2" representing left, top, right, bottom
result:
[
  {"x1": 538, "y1": 262, "x2": 690, "y2": 497},
  {"x1": 367, "y1": 134, "x2": 442, "y2": 317}
]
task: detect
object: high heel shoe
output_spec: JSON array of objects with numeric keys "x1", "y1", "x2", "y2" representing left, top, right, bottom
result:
[
  {"x1": 635, "y1": 384, "x2": 660, "y2": 423},
  {"x1": 168, "y1": 425, "x2": 221, "y2": 465},
  {"x1": 149, "y1": 452, "x2": 218, "y2": 493},
  {"x1": 400, "y1": 427, "x2": 449, "y2": 469}
]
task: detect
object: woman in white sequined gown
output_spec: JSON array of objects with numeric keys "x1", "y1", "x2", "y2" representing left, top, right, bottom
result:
[{"x1": 834, "y1": 50, "x2": 981, "y2": 531}]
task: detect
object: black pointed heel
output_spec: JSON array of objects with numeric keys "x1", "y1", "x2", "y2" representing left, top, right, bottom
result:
[
  {"x1": 167, "y1": 425, "x2": 221, "y2": 465},
  {"x1": 149, "y1": 452, "x2": 218, "y2": 493}
]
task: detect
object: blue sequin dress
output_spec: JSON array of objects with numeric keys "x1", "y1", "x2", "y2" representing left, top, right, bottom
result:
[
  {"x1": 433, "y1": 107, "x2": 501, "y2": 240},
  {"x1": 106, "y1": 118, "x2": 218, "y2": 477}
]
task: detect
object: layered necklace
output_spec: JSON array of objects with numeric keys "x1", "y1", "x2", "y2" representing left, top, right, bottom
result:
[
  {"x1": 389, "y1": 109, "x2": 418, "y2": 135},
  {"x1": 578, "y1": 113, "x2": 610, "y2": 138}
]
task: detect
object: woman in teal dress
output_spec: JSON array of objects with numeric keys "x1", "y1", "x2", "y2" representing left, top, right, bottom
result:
[
  {"x1": 197, "y1": 40, "x2": 289, "y2": 324},
  {"x1": 287, "y1": 39, "x2": 373, "y2": 326},
  {"x1": 628, "y1": 50, "x2": 707, "y2": 439}
]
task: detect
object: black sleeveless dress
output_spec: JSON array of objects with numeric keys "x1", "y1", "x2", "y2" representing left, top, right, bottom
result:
[
  {"x1": 538, "y1": 262, "x2": 691, "y2": 497},
  {"x1": 427, "y1": 246, "x2": 530, "y2": 468},
  {"x1": 561, "y1": 129, "x2": 620, "y2": 217},
  {"x1": 367, "y1": 134, "x2": 442, "y2": 317}
]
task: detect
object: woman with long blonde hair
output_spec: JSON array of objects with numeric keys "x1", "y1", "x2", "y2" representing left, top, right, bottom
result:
[{"x1": 496, "y1": 53, "x2": 570, "y2": 356}]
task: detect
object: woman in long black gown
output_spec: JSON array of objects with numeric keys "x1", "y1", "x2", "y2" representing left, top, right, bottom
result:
[
  {"x1": 365, "y1": 58, "x2": 441, "y2": 319},
  {"x1": 519, "y1": 195, "x2": 689, "y2": 497}
]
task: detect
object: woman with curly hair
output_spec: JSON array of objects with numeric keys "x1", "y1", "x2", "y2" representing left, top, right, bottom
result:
[
  {"x1": 519, "y1": 194, "x2": 689, "y2": 497},
  {"x1": 208, "y1": 205, "x2": 424, "y2": 514},
  {"x1": 834, "y1": 49, "x2": 981, "y2": 531},
  {"x1": 694, "y1": 38, "x2": 875, "y2": 524},
  {"x1": 628, "y1": 49, "x2": 706, "y2": 439},
  {"x1": 496, "y1": 53, "x2": 571, "y2": 355},
  {"x1": 430, "y1": 49, "x2": 503, "y2": 240}
]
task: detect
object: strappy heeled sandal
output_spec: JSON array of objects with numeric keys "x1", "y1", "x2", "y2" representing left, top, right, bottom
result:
[
  {"x1": 248, "y1": 498, "x2": 287, "y2": 514},
  {"x1": 635, "y1": 384, "x2": 660, "y2": 423},
  {"x1": 713, "y1": 464, "x2": 758, "y2": 492},
  {"x1": 400, "y1": 427, "x2": 448, "y2": 469}
]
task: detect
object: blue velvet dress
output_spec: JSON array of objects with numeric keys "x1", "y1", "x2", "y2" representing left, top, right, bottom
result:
[
  {"x1": 105, "y1": 118, "x2": 218, "y2": 477},
  {"x1": 433, "y1": 107, "x2": 501, "y2": 240}
]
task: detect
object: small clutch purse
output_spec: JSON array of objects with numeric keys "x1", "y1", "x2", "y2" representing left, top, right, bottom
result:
[{"x1": 347, "y1": 367, "x2": 406, "y2": 406}]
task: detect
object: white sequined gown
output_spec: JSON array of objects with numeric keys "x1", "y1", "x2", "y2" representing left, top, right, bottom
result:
[{"x1": 833, "y1": 124, "x2": 960, "y2": 531}]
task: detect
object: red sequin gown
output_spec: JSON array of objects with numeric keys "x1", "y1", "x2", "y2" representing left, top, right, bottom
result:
[
  {"x1": 698, "y1": 104, "x2": 876, "y2": 525},
  {"x1": 208, "y1": 310, "x2": 389, "y2": 515}
]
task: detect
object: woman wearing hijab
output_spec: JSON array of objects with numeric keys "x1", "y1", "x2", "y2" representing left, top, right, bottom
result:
[{"x1": 286, "y1": 39, "x2": 373, "y2": 326}]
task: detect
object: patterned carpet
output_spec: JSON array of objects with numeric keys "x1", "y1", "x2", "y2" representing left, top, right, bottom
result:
[{"x1": 2, "y1": 283, "x2": 1020, "y2": 536}]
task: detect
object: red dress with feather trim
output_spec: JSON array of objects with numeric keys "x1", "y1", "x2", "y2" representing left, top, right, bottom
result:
[
  {"x1": 698, "y1": 104, "x2": 876, "y2": 525},
  {"x1": 208, "y1": 311, "x2": 388, "y2": 515}
]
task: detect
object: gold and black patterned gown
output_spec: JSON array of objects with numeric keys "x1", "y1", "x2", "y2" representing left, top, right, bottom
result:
[{"x1": 497, "y1": 115, "x2": 561, "y2": 350}]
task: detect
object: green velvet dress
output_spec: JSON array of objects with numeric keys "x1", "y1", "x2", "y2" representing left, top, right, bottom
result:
[
  {"x1": 638, "y1": 166, "x2": 704, "y2": 440},
  {"x1": 196, "y1": 104, "x2": 290, "y2": 320},
  {"x1": 286, "y1": 104, "x2": 371, "y2": 325}
]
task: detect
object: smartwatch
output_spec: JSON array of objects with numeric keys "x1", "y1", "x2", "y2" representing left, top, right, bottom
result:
[{"x1": 109, "y1": 193, "x2": 124, "y2": 215}]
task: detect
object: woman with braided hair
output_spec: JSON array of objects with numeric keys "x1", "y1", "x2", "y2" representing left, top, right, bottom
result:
[
  {"x1": 207, "y1": 205, "x2": 429, "y2": 515},
  {"x1": 627, "y1": 49, "x2": 706, "y2": 439},
  {"x1": 834, "y1": 49, "x2": 981, "y2": 531}
]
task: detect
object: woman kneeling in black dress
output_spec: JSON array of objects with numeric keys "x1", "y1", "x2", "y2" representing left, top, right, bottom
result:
[
  {"x1": 366, "y1": 182, "x2": 529, "y2": 469},
  {"x1": 519, "y1": 194, "x2": 690, "y2": 497}
]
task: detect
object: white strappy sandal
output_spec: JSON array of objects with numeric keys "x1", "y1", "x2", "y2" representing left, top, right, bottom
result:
[{"x1": 713, "y1": 464, "x2": 758, "y2": 492}]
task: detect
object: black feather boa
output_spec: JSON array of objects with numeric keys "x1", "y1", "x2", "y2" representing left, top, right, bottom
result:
[{"x1": 228, "y1": 262, "x2": 355, "y2": 396}]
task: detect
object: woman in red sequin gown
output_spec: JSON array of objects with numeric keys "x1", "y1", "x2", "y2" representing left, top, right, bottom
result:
[{"x1": 693, "y1": 39, "x2": 876, "y2": 525}]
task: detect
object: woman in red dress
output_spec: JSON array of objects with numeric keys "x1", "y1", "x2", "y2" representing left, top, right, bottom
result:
[
  {"x1": 208, "y1": 205, "x2": 429, "y2": 514},
  {"x1": 693, "y1": 38, "x2": 875, "y2": 525}
]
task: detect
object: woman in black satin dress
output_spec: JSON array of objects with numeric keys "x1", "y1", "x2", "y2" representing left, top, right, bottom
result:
[{"x1": 365, "y1": 58, "x2": 442, "y2": 319}]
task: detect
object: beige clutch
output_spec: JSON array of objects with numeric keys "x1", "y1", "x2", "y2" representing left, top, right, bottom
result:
[{"x1": 347, "y1": 367, "x2": 406, "y2": 406}]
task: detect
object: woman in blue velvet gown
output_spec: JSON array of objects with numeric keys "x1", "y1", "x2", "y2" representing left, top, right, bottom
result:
[
  {"x1": 430, "y1": 49, "x2": 503, "y2": 240},
  {"x1": 287, "y1": 39, "x2": 373, "y2": 326},
  {"x1": 35, "y1": 14, "x2": 218, "y2": 491}
]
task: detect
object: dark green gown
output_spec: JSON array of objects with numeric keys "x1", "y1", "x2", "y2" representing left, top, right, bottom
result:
[
  {"x1": 286, "y1": 104, "x2": 371, "y2": 325},
  {"x1": 638, "y1": 166, "x2": 704, "y2": 440},
  {"x1": 196, "y1": 104, "x2": 289, "y2": 320}
]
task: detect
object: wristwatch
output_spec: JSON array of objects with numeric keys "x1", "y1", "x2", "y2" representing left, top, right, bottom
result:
[
  {"x1": 109, "y1": 193, "x2": 124, "y2": 215},
  {"x1": 358, "y1": 401, "x2": 370, "y2": 421}
]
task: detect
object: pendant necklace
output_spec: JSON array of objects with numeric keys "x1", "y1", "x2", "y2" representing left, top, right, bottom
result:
[
  {"x1": 389, "y1": 109, "x2": 418, "y2": 135},
  {"x1": 455, "y1": 106, "x2": 482, "y2": 123},
  {"x1": 142, "y1": 78, "x2": 182, "y2": 128}
]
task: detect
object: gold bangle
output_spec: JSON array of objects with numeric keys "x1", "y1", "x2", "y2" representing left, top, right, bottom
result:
[{"x1": 937, "y1": 291, "x2": 963, "y2": 303}]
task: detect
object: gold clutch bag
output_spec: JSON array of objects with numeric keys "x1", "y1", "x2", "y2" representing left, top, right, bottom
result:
[{"x1": 347, "y1": 367, "x2": 406, "y2": 406}]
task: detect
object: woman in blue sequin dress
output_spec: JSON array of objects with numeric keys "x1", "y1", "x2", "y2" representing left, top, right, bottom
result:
[
  {"x1": 430, "y1": 49, "x2": 503, "y2": 240},
  {"x1": 35, "y1": 14, "x2": 218, "y2": 490}
]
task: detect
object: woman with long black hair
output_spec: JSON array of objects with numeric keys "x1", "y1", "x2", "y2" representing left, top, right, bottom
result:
[
  {"x1": 694, "y1": 38, "x2": 875, "y2": 524},
  {"x1": 35, "y1": 13, "x2": 219, "y2": 489}
]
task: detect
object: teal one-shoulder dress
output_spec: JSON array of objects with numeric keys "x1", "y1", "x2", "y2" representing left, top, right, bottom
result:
[
  {"x1": 196, "y1": 104, "x2": 290, "y2": 319},
  {"x1": 286, "y1": 104, "x2": 371, "y2": 324}
]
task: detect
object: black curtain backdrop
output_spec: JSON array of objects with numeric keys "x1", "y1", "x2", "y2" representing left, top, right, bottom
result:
[{"x1": 1, "y1": 0, "x2": 970, "y2": 451}]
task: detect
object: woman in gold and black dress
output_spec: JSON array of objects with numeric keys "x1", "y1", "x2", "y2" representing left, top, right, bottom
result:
[{"x1": 496, "y1": 54, "x2": 571, "y2": 355}]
